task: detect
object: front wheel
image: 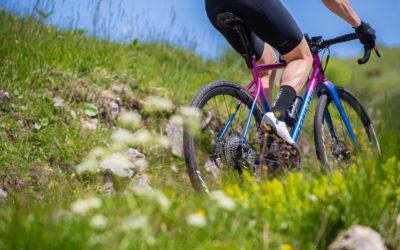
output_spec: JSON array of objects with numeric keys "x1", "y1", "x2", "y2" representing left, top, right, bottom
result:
[{"x1": 314, "y1": 87, "x2": 380, "y2": 170}]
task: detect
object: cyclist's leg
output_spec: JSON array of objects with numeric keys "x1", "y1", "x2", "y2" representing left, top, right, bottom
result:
[
  {"x1": 256, "y1": 43, "x2": 277, "y2": 105},
  {"x1": 280, "y1": 38, "x2": 313, "y2": 93}
]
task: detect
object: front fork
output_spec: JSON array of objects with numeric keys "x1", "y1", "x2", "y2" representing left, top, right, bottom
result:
[{"x1": 317, "y1": 80, "x2": 360, "y2": 150}]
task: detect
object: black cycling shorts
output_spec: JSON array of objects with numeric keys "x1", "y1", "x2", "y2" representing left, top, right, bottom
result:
[{"x1": 205, "y1": 0, "x2": 303, "y2": 60}]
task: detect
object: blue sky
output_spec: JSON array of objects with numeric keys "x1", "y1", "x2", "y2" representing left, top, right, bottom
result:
[{"x1": 3, "y1": 0, "x2": 400, "y2": 60}]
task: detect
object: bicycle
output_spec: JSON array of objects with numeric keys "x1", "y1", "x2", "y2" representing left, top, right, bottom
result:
[{"x1": 183, "y1": 12, "x2": 381, "y2": 192}]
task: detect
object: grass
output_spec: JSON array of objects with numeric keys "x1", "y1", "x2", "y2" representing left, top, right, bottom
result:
[{"x1": 0, "y1": 10, "x2": 400, "y2": 249}]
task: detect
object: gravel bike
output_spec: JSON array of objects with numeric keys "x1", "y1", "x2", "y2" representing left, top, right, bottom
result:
[{"x1": 183, "y1": 13, "x2": 381, "y2": 192}]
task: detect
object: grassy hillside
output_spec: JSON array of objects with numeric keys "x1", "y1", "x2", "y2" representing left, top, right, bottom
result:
[{"x1": 1, "y1": 11, "x2": 400, "y2": 249}]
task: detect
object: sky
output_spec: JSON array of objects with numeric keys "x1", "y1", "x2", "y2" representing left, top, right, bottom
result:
[{"x1": 2, "y1": 0, "x2": 400, "y2": 60}]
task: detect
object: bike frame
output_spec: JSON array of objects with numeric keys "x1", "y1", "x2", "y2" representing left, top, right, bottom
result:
[{"x1": 217, "y1": 54, "x2": 360, "y2": 149}]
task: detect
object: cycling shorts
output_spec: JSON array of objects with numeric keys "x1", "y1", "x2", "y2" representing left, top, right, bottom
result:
[{"x1": 205, "y1": 0, "x2": 303, "y2": 60}]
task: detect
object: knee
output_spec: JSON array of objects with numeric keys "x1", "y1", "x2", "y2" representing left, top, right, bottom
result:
[{"x1": 303, "y1": 49, "x2": 313, "y2": 70}]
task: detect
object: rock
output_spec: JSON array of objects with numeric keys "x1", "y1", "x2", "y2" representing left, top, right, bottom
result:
[
  {"x1": 205, "y1": 158, "x2": 221, "y2": 179},
  {"x1": 53, "y1": 97, "x2": 64, "y2": 107},
  {"x1": 0, "y1": 90, "x2": 9, "y2": 100},
  {"x1": 81, "y1": 118, "x2": 98, "y2": 130},
  {"x1": 126, "y1": 148, "x2": 146, "y2": 161},
  {"x1": 0, "y1": 188, "x2": 8, "y2": 199},
  {"x1": 107, "y1": 102, "x2": 119, "y2": 120},
  {"x1": 328, "y1": 225, "x2": 388, "y2": 250},
  {"x1": 130, "y1": 173, "x2": 152, "y2": 190},
  {"x1": 166, "y1": 119, "x2": 183, "y2": 157}
]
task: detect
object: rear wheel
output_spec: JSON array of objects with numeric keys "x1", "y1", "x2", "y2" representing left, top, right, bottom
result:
[
  {"x1": 314, "y1": 87, "x2": 380, "y2": 170},
  {"x1": 183, "y1": 80, "x2": 263, "y2": 191}
]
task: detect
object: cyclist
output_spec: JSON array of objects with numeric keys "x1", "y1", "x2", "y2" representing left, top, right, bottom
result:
[{"x1": 205, "y1": 0, "x2": 376, "y2": 152}]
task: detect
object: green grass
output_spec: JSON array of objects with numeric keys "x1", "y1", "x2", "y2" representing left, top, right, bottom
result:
[{"x1": 1, "y1": 10, "x2": 400, "y2": 249}]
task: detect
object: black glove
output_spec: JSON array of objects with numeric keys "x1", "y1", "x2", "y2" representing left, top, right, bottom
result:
[{"x1": 355, "y1": 21, "x2": 376, "y2": 50}]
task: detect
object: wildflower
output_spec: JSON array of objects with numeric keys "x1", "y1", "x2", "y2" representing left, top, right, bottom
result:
[
  {"x1": 118, "y1": 111, "x2": 142, "y2": 130},
  {"x1": 90, "y1": 214, "x2": 108, "y2": 230},
  {"x1": 187, "y1": 213, "x2": 206, "y2": 227},
  {"x1": 111, "y1": 129, "x2": 136, "y2": 145},
  {"x1": 132, "y1": 129, "x2": 153, "y2": 146},
  {"x1": 15, "y1": 40, "x2": 19, "y2": 44},
  {"x1": 133, "y1": 188, "x2": 171, "y2": 210},
  {"x1": 156, "y1": 135, "x2": 171, "y2": 149},
  {"x1": 133, "y1": 159, "x2": 148, "y2": 171},
  {"x1": 179, "y1": 107, "x2": 201, "y2": 136},
  {"x1": 71, "y1": 197, "x2": 102, "y2": 215},
  {"x1": 73, "y1": 190, "x2": 77, "y2": 194},
  {"x1": 100, "y1": 152, "x2": 135, "y2": 177},
  {"x1": 210, "y1": 190, "x2": 236, "y2": 211},
  {"x1": 124, "y1": 215, "x2": 148, "y2": 230},
  {"x1": 47, "y1": 28, "x2": 52, "y2": 33},
  {"x1": 397, "y1": 214, "x2": 400, "y2": 226},
  {"x1": 282, "y1": 244, "x2": 292, "y2": 250},
  {"x1": 196, "y1": 209, "x2": 206, "y2": 216},
  {"x1": 52, "y1": 97, "x2": 63, "y2": 107},
  {"x1": 153, "y1": 190, "x2": 171, "y2": 210},
  {"x1": 170, "y1": 165, "x2": 178, "y2": 173},
  {"x1": 76, "y1": 159, "x2": 99, "y2": 174},
  {"x1": 88, "y1": 147, "x2": 107, "y2": 160},
  {"x1": 143, "y1": 96, "x2": 174, "y2": 112}
]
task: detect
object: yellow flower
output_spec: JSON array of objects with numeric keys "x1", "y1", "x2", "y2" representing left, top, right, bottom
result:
[
  {"x1": 139, "y1": 100, "x2": 144, "y2": 104},
  {"x1": 48, "y1": 28, "x2": 52, "y2": 33},
  {"x1": 15, "y1": 40, "x2": 19, "y2": 44},
  {"x1": 282, "y1": 244, "x2": 292, "y2": 250},
  {"x1": 196, "y1": 209, "x2": 205, "y2": 216},
  {"x1": 73, "y1": 190, "x2": 77, "y2": 194}
]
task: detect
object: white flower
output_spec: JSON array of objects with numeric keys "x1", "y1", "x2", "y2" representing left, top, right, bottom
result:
[
  {"x1": 170, "y1": 165, "x2": 178, "y2": 173},
  {"x1": 100, "y1": 152, "x2": 136, "y2": 177},
  {"x1": 180, "y1": 106, "x2": 200, "y2": 118},
  {"x1": 76, "y1": 159, "x2": 99, "y2": 174},
  {"x1": 170, "y1": 115, "x2": 183, "y2": 126},
  {"x1": 88, "y1": 147, "x2": 107, "y2": 160},
  {"x1": 144, "y1": 96, "x2": 174, "y2": 112},
  {"x1": 133, "y1": 159, "x2": 148, "y2": 171},
  {"x1": 111, "y1": 129, "x2": 136, "y2": 145},
  {"x1": 90, "y1": 214, "x2": 108, "y2": 230},
  {"x1": 124, "y1": 215, "x2": 148, "y2": 230},
  {"x1": 156, "y1": 135, "x2": 171, "y2": 149},
  {"x1": 132, "y1": 129, "x2": 153, "y2": 146},
  {"x1": 133, "y1": 188, "x2": 171, "y2": 210},
  {"x1": 53, "y1": 97, "x2": 64, "y2": 107},
  {"x1": 153, "y1": 190, "x2": 171, "y2": 210},
  {"x1": 118, "y1": 111, "x2": 141, "y2": 129},
  {"x1": 187, "y1": 213, "x2": 206, "y2": 227},
  {"x1": 71, "y1": 197, "x2": 102, "y2": 215},
  {"x1": 210, "y1": 190, "x2": 236, "y2": 211},
  {"x1": 179, "y1": 107, "x2": 201, "y2": 136}
]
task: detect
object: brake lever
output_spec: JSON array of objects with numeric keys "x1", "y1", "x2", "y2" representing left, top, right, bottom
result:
[{"x1": 358, "y1": 48, "x2": 371, "y2": 65}]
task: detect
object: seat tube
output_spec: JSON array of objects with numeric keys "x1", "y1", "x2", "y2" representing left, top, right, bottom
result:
[{"x1": 241, "y1": 59, "x2": 261, "y2": 145}]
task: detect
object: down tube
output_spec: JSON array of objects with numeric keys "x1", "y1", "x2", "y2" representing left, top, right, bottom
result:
[{"x1": 291, "y1": 68, "x2": 320, "y2": 142}]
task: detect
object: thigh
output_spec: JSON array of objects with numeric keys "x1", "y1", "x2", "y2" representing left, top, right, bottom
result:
[{"x1": 205, "y1": 0, "x2": 303, "y2": 56}]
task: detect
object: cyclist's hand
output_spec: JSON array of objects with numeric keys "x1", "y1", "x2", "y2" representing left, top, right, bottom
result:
[{"x1": 355, "y1": 21, "x2": 376, "y2": 50}]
